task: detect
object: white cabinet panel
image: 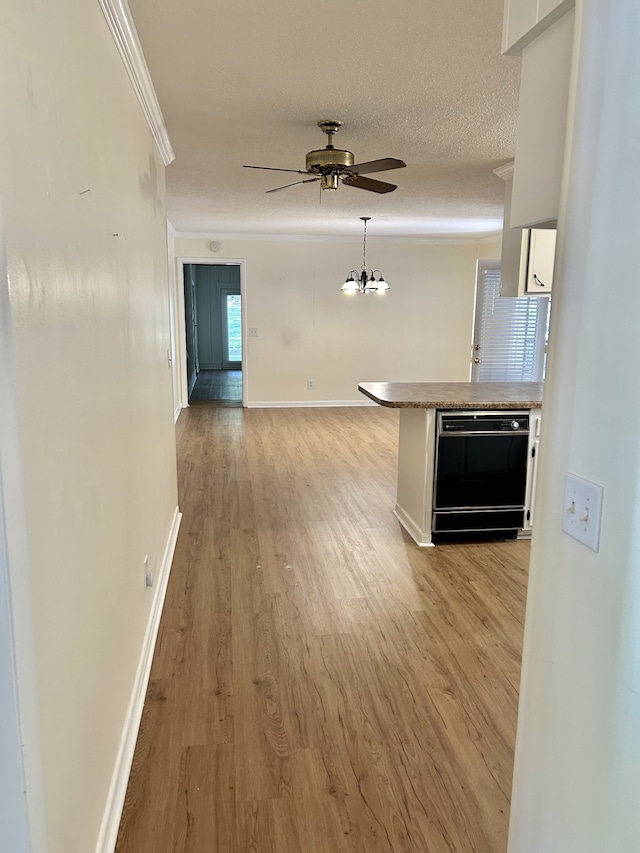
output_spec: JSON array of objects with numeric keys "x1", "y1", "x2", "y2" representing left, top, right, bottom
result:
[
  {"x1": 538, "y1": 0, "x2": 570, "y2": 20},
  {"x1": 503, "y1": 0, "x2": 537, "y2": 54},
  {"x1": 524, "y1": 229, "x2": 556, "y2": 293},
  {"x1": 510, "y1": 9, "x2": 575, "y2": 228},
  {"x1": 498, "y1": 171, "x2": 526, "y2": 297},
  {"x1": 502, "y1": 0, "x2": 574, "y2": 54}
]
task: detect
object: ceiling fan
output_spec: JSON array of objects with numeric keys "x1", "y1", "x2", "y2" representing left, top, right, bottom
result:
[{"x1": 243, "y1": 120, "x2": 406, "y2": 194}]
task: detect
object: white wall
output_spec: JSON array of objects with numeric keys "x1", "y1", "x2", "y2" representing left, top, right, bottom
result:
[
  {"x1": 508, "y1": 2, "x2": 640, "y2": 851},
  {"x1": 0, "y1": 2, "x2": 178, "y2": 851},
  {"x1": 174, "y1": 237, "x2": 501, "y2": 405}
]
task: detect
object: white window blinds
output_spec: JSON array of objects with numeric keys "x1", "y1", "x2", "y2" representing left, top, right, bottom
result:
[{"x1": 472, "y1": 264, "x2": 550, "y2": 383}]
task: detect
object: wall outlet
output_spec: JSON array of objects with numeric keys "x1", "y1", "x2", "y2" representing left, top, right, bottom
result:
[
  {"x1": 248, "y1": 327, "x2": 258, "y2": 337},
  {"x1": 562, "y1": 473, "x2": 604, "y2": 552},
  {"x1": 307, "y1": 380, "x2": 315, "y2": 390}
]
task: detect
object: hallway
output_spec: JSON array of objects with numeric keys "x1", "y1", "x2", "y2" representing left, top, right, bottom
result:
[
  {"x1": 190, "y1": 368, "x2": 242, "y2": 405},
  {"x1": 116, "y1": 405, "x2": 529, "y2": 852}
]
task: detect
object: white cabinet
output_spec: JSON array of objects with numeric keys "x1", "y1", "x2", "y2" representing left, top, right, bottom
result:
[
  {"x1": 496, "y1": 165, "x2": 556, "y2": 296},
  {"x1": 502, "y1": 0, "x2": 574, "y2": 55},
  {"x1": 523, "y1": 229, "x2": 555, "y2": 293},
  {"x1": 523, "y1": 411, "x2": 542, "y2": 532},
  {"x1": 509, "y1": 9, "x2": 575, "y2": 228},
  {"x1": 500, "y1": 225, "x2": 556, "y2": 297}
]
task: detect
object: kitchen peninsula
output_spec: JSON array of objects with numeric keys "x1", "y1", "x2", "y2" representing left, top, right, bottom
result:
[{"x1": 359, "y1": 382, "x2": 544, "y2": 546}]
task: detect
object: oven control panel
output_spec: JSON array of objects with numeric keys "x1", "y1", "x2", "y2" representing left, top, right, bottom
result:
[{"x1": 438, "y1": 411, "x2": 530, "y2": 435}]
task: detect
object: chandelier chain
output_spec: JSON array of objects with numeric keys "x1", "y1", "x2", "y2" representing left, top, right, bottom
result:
[{"x1": 362, "y1": 218, "x2": 367, "y2": 269}]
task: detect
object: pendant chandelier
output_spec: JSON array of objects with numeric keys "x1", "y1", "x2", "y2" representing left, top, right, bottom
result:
[{"x1": 341, "y1": 217, "x2": 390, "y2": 294}]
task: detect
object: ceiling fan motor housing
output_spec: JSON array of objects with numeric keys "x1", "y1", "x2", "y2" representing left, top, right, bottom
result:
[{"x1": 305, "y1": 148, "x2": 354, "y2": 172}]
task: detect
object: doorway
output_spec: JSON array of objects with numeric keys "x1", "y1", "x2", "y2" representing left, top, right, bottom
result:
[{"x1": 182, "y1": 262, "x2": 243, "y2": 406}]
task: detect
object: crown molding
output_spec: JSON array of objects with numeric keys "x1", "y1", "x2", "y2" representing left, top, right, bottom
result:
[
  {"x1": 172, "y1": 230, "x2": 501, "y2": 245},
  {"x1": 98, "y1": 0, "x2": 175, "y2": 166},
  {"x1": 493, "y1": 161, "x2": 515, "y2": 180}
]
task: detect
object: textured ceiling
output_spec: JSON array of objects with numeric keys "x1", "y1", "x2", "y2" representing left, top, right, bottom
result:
[{"x1": 127, "y1": 0, "x2": 520, "y2": 239}]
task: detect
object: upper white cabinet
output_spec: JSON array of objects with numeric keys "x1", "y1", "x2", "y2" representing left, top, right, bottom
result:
[
  {"x1": 500, "y1": 226, "x2": 556, "y2": 297},
  {"x1": 502, "y1": 0, "x2": 574, "y2": 54},
  {"x1": 496, "y1": 165, "x2": 556, "y2": 297},
  {"x1": 509, "y1": 7, "x2": 575, "y2": 228},
  {"x1": 523, "y1": 229, "x2": 555, "y2": 293}
]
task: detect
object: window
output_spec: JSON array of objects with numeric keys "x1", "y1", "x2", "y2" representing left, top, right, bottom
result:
[
  {"x1": 471, "y1": 261, "x2": 550, "y2": 382},
  {"x1": 222, "y1": 291, "x2": 242, "y2": 367}
]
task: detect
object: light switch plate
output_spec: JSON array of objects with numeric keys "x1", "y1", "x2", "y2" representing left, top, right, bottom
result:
[
  {"x1": 248, "y1": 327, "x2": 258, "y2": 337},
  {"x1": 562, "y1": 473, "x2": 604, "y2": 552}
]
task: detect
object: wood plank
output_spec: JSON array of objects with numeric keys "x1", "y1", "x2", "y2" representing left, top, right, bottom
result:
[{"x1": 116, "y1": 405, "x2": 529, "y2": 852}]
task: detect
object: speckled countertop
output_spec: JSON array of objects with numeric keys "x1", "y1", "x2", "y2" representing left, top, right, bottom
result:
[{"x1": 358, "y1": 381, "x2": 544, "y2": 409}]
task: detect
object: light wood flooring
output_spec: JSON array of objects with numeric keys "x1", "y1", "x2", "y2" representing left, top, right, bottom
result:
[{"x1": 116, "y1": 405, "x2": 529, "y2": 853}]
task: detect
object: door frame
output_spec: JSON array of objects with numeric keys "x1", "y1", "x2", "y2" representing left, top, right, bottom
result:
[
  {"x1": 182, "y1": 264, "x2": 199, "y2": 397},
  {"x1": 174, "y1": 258, "x2": 247, "y2": 409}
]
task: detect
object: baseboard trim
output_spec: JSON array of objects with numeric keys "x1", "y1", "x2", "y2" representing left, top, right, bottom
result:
[
  {"x1": 174, "y1": 404, "x2": 184, "y2": 423},
  {"x1": 95, "y1": 505, "x2": 182, "y2": 853},
  {"x1": 393, "y1": 505, "x2": 434, "y2": 548},
  {"x1": 245, "y1": 399, "x2": 377, "y2": 408}
]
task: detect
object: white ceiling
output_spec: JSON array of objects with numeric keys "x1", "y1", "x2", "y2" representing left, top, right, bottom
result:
[{"x1": 127, "y1": 0, "x2": 520, "y2": 239}]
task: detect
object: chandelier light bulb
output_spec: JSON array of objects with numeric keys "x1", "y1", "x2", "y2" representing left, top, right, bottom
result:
[{"x1": 341, "y1": 275, "x2": 359, "y2": 293}]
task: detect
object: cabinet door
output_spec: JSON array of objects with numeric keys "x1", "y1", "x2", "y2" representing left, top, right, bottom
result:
[
  {"x1": 510, "y1": 10, "x2": 575, "y2": 227},
  {"x1": 525, "y1": 229, "x2": 556, "y2": 293}
]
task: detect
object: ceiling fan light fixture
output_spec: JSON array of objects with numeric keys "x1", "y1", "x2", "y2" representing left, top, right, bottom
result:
[{"x1": 321, "y1": 174, "x2": 339, "y2": 191}]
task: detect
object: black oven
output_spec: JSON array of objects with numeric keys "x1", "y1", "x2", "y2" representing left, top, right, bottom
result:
[{"x1": 433, "y1": 410, "x2": 529, "y2": 537}]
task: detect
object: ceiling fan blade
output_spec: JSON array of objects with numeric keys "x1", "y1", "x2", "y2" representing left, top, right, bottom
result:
[
  {"x1": 266, "y1": 177, "x2": 319, "y2": 194},
  {"x1": 244, "y1": 165, "x2": 309, "y2": 174},
  {"x1": 349, "y1": 158, "x2": 407, "y2": 176},
  {"x1": 342, "y1": 174, "x2": 398, "y2": 194}
]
